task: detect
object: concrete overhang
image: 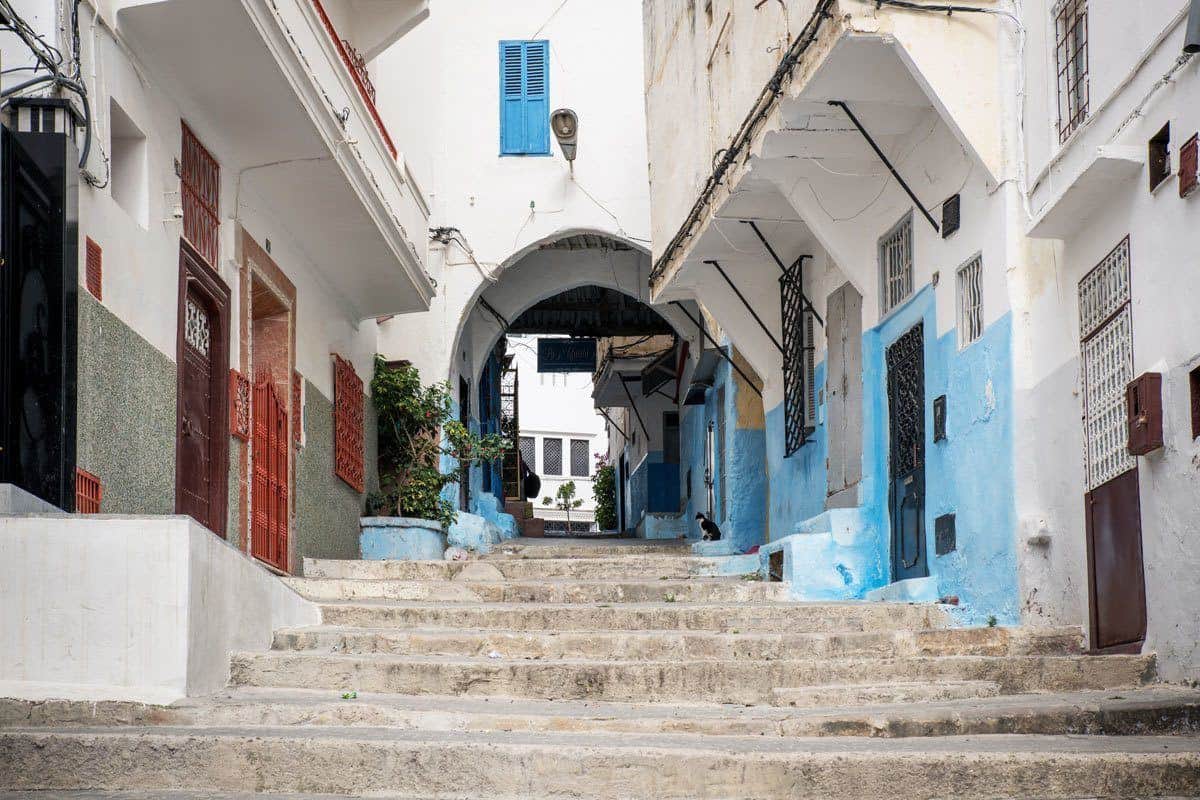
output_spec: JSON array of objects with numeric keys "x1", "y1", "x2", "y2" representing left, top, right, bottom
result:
[
  {"x1": 1028, "y1": 146, "x2": 1145, "y2": 240},
  {"x1": 117, "y1": 0, "x2": 434, "y2": 317},
  {"x1": 592, "y1": 369, "x2": 646, "y2": 409}
]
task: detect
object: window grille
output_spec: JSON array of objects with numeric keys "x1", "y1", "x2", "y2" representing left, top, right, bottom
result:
[
  {"x1": 570, "y1": 439, "x2": 589, "y2": 477},
  {"x1": 1079, "y1": 238, "x2": 1135, "y2": 491},
  {"x1": 85, "y1": 237, "x2": 102, "y2": 301},
  {"x1": 1055, "y1": 0, "x2": 1089, "y2": 143},
  {"x1": 957, "y1": 255, "x2": 984, "y2": 347},
  {"x1": 520, "y1": 436, "x2": 536, "y2": 471},
  {"x1": 333, "y1": 355, "x2": 364, "y2": 492},
  {"x1": 716, "y1": 385, "x2": 726, "y2": 521},
  {"x1": 180, "y1": 122, "x2": 220, "y2": 267},
  {"x1": 229, "y1": 369, "x2": 251, "y2": 441},
  {"x1": 879, "y1": 214, "x2": 914, "y2": 315},
  {"x1": 74, "y1": 468, "x2": 102, "y2": 514},
  {"x1": 543, "y1": 437, "x2": 562, "y2": 475},
  {"x1": 781, "y1": 259, "x2": 816, "y2": 456}
]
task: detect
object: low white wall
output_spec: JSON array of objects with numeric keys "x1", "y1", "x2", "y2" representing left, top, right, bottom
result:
[{"x1": 0, "y1": 515, "x2": 319, "y2": 704}]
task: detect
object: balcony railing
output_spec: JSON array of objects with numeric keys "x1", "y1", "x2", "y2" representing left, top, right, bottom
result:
[{"x1": 311, "y1": 0, "x2": 397, "y2": 158}]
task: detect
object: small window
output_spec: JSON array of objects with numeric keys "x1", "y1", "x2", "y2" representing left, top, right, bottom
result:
[
  {"x1": 941, "y1": 194, "x2": 961, "y2": 238},
  {"x1": 570, "y1": 439, "x2": 589, "y2": 477},
  {"x1": 499, "y1": 40, "x2": 549, "y2": 156},
  {"x1": 1149, "y1": 123, "x2": 1171, "y2": 192},
  {"x1": 956, "y1": 254, "x2": 984, "y2": 347},
  {"x1": 1055, "y1": 0, "x2": 1089, "y2": 143},
  {"x1": 879, "y1": 214, "x2": 914, "y2": 315},
  {"x1": 109, "y1": 99, "x2": 148, "y2": 227},
  {"x1": 1181, "y1": 134, "x2": 1199, "y2": 198},
  {"x1": 519, "y1": 436, "x2": 536, "y2": 471},
  {"x1": 1190, "y1": 364, "x2": 1200, "y2": 440},
  {"x1": 543, "y1": 437, "x2": 562, "y2": 475}
]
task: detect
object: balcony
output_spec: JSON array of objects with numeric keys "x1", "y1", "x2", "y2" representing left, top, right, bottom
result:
[{"x1": 113, "y1": 0, "x2": 433, "y2": 316}]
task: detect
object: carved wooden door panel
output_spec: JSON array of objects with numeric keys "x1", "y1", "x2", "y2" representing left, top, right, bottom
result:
[{"x1": 252, "y1": 375, "x2": 288, "y2": 572}]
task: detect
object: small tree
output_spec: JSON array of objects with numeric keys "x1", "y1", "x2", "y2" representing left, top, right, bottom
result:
[
  {"x1": 593, "y1": 454, "x2": 617, "y2": 531},
  {"x1": 543, "y1": 481, "x2": 584, "y2": 530},
  {"x1": 371, "y1": 356, "x2": 508, "y2": 529}
]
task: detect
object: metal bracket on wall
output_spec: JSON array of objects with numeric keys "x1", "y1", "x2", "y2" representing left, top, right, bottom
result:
[
  {"x1": 620, "y1": 375, "x2": 651, "y2": 440},
  {"x1": 826, "y1": 100, "x2": 940, "y2": 234},
  {"x1": 669, "y1": 301, "x2": 763, "y2": 398},
  {"x1": 478, "y1": 297, "x2": 510, "y2": 331},
  {"x1": 740, "y1": 221, "x2": 823, "y2": 328},
  {"x1": 597, "y1": 407, "x2": 629, "y2": 444},
  {"x1": 704, "y1": 260, "x2": 784, "y2": 354}
]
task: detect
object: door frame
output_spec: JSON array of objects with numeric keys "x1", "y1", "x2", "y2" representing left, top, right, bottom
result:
[
  {"x1": 175, "y1": 237, "x2": 230, "y2": 537},
  {"x1": 885, "y1": 321, "x2": 928, "y2": 582}
]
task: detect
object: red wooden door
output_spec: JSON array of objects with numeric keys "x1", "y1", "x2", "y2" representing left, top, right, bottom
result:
[
  {"x1": 1086, "y1": 469, "x2": 1147, "y2": 650},
  {"x1": 252, "y1": 376, "x2": 289, "y2": 572},
  {"x1": 176, "y1": 242, "x2": 229, "y2": 536}
]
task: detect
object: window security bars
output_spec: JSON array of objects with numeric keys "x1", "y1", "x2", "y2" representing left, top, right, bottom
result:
[
  {"x1": 570, "y1": 439, "x2": 589, "y2": 477},
  {"x1": 333, "y1": 355, "x2": 365, "y2": 493},
  {"x1": 957, "y1": 255, "x2": 984, "y2": 347},
  {"x1": 879, "y1": 214, "x2": 914, "y2": 315},
  {"x1": 180, "y1": 123, "x2": 220, "y2": 267},
  {"x1": 781, "y1": 257, "x2": 817, "y2": 456},
  {"x1": 520, "y1": 436, "x2": 537, "y2": 471},
  {"x1": 1055, "y1": 0, "x2": 1089, "y2": 143},
  {"x1": 543, "y1": 437, "x2": 562, "y2": 476}
]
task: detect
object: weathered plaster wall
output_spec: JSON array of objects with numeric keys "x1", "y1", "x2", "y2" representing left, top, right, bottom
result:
[
  {"x1": 295, "y1": 382, "x2": 379, "y2": 569},
  {"x1": 764, "y1": 362, "x2": 828, "y2": 542},
  {"x1": 76, "y1": 293, "x2": 175, "y2": 516}
]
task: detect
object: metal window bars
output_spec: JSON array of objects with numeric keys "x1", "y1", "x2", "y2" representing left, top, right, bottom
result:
[
  {"x1": 181, "y1": 122, "x2": 220, "y2": 268},
  {"x1": 956, "y1": 255, "x2": 984, "y2": 347},
  {"x1": 543, "y1": 437, "x2": 563, "y2": 476},
  {"x1": 879, "y1": 214, "x2": 914, "y2": 316},
  {"x1": 1055, "y1": 0, "x2": 1089, "y2": 143},
  {"x1": 570, "y1": 439, "x2": 589, "y2": 477}
]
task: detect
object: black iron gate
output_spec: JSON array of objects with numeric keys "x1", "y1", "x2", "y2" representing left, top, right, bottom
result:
[
  {"x1": 0, "y1": 126, "x2": 78, "y2": 510},
  {"x1": 886, "y1": 322, "x2": 928, "y2": 581},
  {"x1": 780, "y1": 258, "x2": 815, "y2": 456}
]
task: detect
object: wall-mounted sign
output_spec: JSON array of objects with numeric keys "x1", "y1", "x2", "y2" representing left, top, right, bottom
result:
[{"x1": 537, "y1": 337, "x2": 597, "y2": 373}]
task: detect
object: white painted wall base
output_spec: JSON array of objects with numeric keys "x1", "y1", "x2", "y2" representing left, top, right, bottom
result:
[{"x1": 0, "y1": 515, "x2": 319, "y2": 704}]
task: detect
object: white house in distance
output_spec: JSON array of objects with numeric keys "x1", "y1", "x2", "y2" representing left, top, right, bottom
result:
[{"x1": 510, "y1": 335, "x2": 608, "y2": 532}]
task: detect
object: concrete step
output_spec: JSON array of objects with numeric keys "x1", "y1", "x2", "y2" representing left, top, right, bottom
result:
[
  {"x1": 487, "y1": 539, "x2": 692, "y2": 559},
  {"x1": 770, "y1": 680, "x2": 1002, "y2": 708},
  {"x1": 304, "y1": 554, "x2": 742, "y2": 581},
  {"x1": 4, "y1": 727, "x2": 1199, "y2": 798},
  {"x1": 272, "y1": 624, "x2": 1083, "y2": 661},
  {"x1": 316, "y1": 600, "x2": 952, "y2": 633},
  {"x1": 228, "y1": 651, "x2": 1156, "y2": 704},
  {"x1": 287, "y1": 577, "x2": 789, "y2": 603},
  {"x1": 8, "y1": 687, "x2": 1198, "y2": 740}
]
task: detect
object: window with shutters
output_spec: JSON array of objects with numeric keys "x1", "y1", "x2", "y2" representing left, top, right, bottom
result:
[
  {"x1": 85, "y1": 237, "x2": 102, "y2": 300},
  {"x1": 956, "y1": 254, "x2": 984, "y2": 348},
  {"x1": 570, "y1": 439, "x2": 589, "y2": 477},
  {"x1": 543, "y1": 437, "x2": 562, "y2": 476},
  {"x1": 499, "y1": 40, "x2": 550, "y2": 156},
  {"x1": 333, "y1": 355, "x2": 364, "y2": 493},
  {"x1": 1180, "y1": 134, "x2": 1198, "y2": 198},
  {"x1": 879, "y1": 214, "x2": 913, "y2": 315}
]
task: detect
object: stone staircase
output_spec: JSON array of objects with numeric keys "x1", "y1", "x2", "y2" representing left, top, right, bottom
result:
[{"x1": 3, "y1": 537, "x2": 1200, "y2": 799}]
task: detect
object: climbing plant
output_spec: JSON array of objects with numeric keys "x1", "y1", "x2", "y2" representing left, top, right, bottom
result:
[
  {"x1": 371, "y1": 356, "x2": 508, "y2": 529},
  {"x1": 593, "y1": 454, "x2": 617, "y2": 531}
]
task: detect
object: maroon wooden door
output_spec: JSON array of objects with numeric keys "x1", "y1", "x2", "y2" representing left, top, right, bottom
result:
[
  {"x1": 252, "y1": 375, "x2": 289, "y2": 572},
  {"x1": 1086, "y1": 469, "x2": 1147, "y2": 651},
  {"x1": 176, "y1": 242, "x2": 229, "y2": 536}
]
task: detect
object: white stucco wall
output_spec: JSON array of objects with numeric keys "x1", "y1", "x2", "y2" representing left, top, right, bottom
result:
[{"x1": 0, "y1": 516, "x2": 318, "y2": 703}]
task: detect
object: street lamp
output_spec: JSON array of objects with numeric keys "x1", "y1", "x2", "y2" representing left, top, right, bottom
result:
[{"x1": 551, "y1": 108, "x2": 579, "y2": 168}]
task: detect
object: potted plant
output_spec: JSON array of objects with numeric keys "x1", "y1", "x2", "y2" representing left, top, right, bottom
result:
[{"x1": 361, "y1": 357, "x2": 508, "y2": 560}]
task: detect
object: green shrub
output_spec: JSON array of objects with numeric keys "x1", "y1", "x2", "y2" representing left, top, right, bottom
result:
[{"x1": 593, "y1": 455, "x2": 617, "y2": 531}]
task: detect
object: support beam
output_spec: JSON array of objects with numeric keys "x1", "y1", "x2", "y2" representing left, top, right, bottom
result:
[
  {"x1": 597, "y1": 407, "x2": 628, "y2": 444},
  {"x1": 705, "y1": 260, "x2": 784, "y2": 355},
  {"x1": 826, "y1": 100, "x2": 940, "y2": 234},
  {"x1": 740, "y1": 222, "x2": 824, "y2": 328},
  {"x1": 619, "y1": 376, "x2": 651, "y2": 440},
  {"x1": 669, "y1": 301, "x2": 763, "y2": 398}
]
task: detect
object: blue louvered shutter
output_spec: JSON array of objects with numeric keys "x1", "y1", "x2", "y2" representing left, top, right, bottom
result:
[{"x1": 499, "y1": 40, "x2": 549, "y2": 155}]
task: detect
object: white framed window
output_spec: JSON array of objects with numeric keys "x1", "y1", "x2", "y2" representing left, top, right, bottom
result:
[
  {"x1": 879, "y1": 213, "x2": 914, "y2": 315},
  {"x1": 956, "y1": 254, "x2": 984, "y2": 348},
  {"x1": 543, "y1": 437, "x2": 562, "y2": 475},
  {"x1": 570, "y1": 439, "x2": 589, "y2": 477}
]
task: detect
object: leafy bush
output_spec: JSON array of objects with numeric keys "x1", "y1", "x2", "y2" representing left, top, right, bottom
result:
[
  {"x1": 371, "y1": 356, "x2": 508, "y2": 529},
  {"x1": 593, "y1": 454, "x2": 617, "y2": 531}
]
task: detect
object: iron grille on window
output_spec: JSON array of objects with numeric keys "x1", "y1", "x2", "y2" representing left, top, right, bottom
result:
[
  {"x1": 879, "y1": 214, "x2": 913, "y2": 315},
  {"x1": 543, "y1": 437, "x2": 562, "y2": 476},
  {"x1": 520, "y1": 436, "x2": 536, "y2": 470},
  {"x1": 1055, "y1": 0, "x2": 1089, "y2": 143},
  {"x1": 85, "y1": 237, "x2": 102, "y2": 301},
  {"x1": 333, "y1": 355, "x2": 364, "y2": 493},
  {"x1": 570, "y1": 439, "x2": 589, "y2": 477},
  {"x1": 957, "y1": 255, "x2": 984, "y2": 347},
  {"x1": 180, "y1": 122, "x2": 219, "y2": 267},
  {"x1": 781, "y1": 258, "x2": 816, "y2": 457},
  {"x1": 74, "y1": 468, "x2": 102, "y2": 514}
]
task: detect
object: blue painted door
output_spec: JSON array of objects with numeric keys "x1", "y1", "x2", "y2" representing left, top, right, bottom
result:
[{"x1": 886, "y1": 322, "x2": 928, "y2": 581}]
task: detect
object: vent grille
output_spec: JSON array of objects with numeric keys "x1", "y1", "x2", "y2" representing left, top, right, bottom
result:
[
  {"x1": 85, "y1": 237, "x2": 102, "y2": 300},
  {"x1": 75, "y1": 468, "x2": 103, "y2": 514},
  {"x1": 941, "y1": 194, "x2": 961, "y2": 238},
  {"x1": 333, "y1": 355, "x2": 365, "y2": 493},
  {"x1": 1181, "y1": 134, "x2": 1198, "y2": 198}
]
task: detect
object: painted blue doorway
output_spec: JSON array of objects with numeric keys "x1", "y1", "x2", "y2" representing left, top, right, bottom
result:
[{"x1": 886, "y1": 322, "x2": 928, "y2": 581}]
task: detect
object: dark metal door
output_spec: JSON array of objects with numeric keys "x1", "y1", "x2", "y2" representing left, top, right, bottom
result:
[
  {"x1": 1085, "y1": 469, "x2": 1146, "y2": 650},
  {"x1": 886, "y1": 322, "x2": 928, "y2": 581},
  {"x1": 252, "y1": 375, "x2": 288, "y2": 572},
  {"x1": 175, "y1": 241, "x2": 229, "y2": 536},
  {"x1": 0, "y1": 128, "x2": 78, "y2": 509}
]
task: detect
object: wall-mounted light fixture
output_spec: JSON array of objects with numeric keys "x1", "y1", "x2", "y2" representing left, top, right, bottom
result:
[{"x1": 551, "y1": 108, "x2": 579, "y2": 169}]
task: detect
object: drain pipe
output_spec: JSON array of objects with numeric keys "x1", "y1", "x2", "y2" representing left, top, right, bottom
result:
[{"x1": 1186, "y1": 0, "x2": 1200, "y2": 53}]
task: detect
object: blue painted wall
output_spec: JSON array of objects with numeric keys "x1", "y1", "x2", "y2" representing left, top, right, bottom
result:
[
  {"x1": 647, "y1": 462, "x2": 680, "y2": 512},
  {"x1": 764, "y1": 361, "x2": 828, "y2": 542}
]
